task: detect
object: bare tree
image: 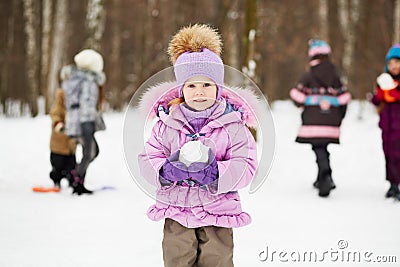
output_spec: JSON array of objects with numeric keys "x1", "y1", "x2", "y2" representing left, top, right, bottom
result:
[
  {"x1": 23, "y1": 0, "x2": 41, "y2": 116},
  {"x1": 41, "y1": 0, "x2": 53, "y2": 99},
  {"x1": 103, "y1": 0, "x2": 123, "y2": 110},
  {"x1": 221, "y1": 0, "x2": 241, "y2": 69},
  {"x1": 0, "y1": 0, "x2": 17, "y2": 113},
  {"x1": 394, "y1": 0, "x2": 400, "y2": 43},
  {"x1": 2, "y1": 0, "x2": 400, "y2": 116},
  {"x1": 1, "y1": 0, "x2": 31, "y2": 116},
  {"x1": 47, "y1": 0, "x2": 68, "y2": 111},
  {"x1": 243, "y1": 0, "x2": 257, "y2": 81},
  {"x1": 319, "y1": 0, "x2": 329, "y2": 41},
  {"x1": 339, "y1": 0, "x2": 360, "y2": 85},
  {"x1": 85, "y1": 0, "x2": 106, "y2": 50}
]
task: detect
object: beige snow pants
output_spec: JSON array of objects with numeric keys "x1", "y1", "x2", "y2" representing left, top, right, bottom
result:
[{"x1": 162, "y1": 218, "x2": 234, "y2": 267}]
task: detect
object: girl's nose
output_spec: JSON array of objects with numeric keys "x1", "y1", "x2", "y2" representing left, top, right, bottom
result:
[{"x1": 194, "y1": 86, "x2": 205, "y2": 95}]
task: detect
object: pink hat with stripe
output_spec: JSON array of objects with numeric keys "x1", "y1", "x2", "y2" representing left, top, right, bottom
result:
[{"x1": 308, "y1": 39, "x2": 331, "y2": 58}]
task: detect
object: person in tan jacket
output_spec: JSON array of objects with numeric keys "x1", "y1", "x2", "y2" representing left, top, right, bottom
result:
[{"x1": 49, "y1": 88, "x2": 77, "y2": 188}]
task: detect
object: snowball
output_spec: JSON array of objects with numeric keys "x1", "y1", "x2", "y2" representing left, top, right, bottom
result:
[{"x1": 179, "y1": 140, "x2": 209, "y2": 167}]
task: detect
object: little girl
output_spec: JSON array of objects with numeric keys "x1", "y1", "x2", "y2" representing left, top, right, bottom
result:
[
  {"x1": 33, "y1": 70, "x2": 77, "y2": 193},
  {"x1": 290, "y1": 39, "x2": 351, "y2": 197},
  {"x1": 49, "y1": 87, "x2": 77, "y2": 190},
  {"x1": 138, "y1": 24, "x2": 258, "y2": 266},
  {"x1": 371, "y1": 44, "x2": 400, "y2": 201}
]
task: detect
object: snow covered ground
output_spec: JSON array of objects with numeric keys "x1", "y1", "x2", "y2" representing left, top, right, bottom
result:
[{"x1": 1, "y1": 101, "x2": 399, "y2": 267}]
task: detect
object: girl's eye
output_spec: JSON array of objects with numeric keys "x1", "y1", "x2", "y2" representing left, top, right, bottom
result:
[
  {"x1": 187, "y1": 84, "x2": 196, "y2": 88},
  {"x1": 204, "y1": 83, "x2": 211, "y2": 87}
]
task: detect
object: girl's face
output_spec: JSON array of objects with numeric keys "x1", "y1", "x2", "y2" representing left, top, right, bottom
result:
[
  {"x1": 182, "y1": 76, "x2": 218, "y2": 111},
  {"x1": 388, "y1": 58, "x2": 400, "y2": 76}
]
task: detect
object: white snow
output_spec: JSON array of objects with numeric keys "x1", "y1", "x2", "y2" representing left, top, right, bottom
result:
[
  {"x1": 179, "y1": 140, "x2": 209, "y2": 166},
  {"x1": 1, "y1": 101, "x2": 399, "y2": 266}
]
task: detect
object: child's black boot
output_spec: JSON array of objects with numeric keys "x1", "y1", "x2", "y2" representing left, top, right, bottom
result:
[
  {"x1": 385, "y1": 182, "x2": 400, "y2": 199},
  {"x1": 318, "y1": 171, "x2": 333, "y2": 197},
  {"x1": 313, "y1": 175, "x2": 336, "y2": 190}
]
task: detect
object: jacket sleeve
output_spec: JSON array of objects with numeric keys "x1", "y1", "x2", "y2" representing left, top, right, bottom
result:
[
  {"x1": 50, "y1": 89, "x2": 65, "y2": 127},
  {"x1": 138, "y1": 120, "x2": 167, "y2": 188},
  {"x1": 289, "y1": 73, "x2": 311, "y2": 106},
  {"x1": 336, "y1": 88, "x2": 352, "y2": 106},
  {"x1": 371, "y1": 86, "x2": 384, "y2": 106},
  {"x1": 290, "y1": 87, "x2": 306, "y2": 105},
  {"x1": 216, "y1": 123, "x2": 258, "y2": 194}
]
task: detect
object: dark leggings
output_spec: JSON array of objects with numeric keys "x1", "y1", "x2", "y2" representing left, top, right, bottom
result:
[
  {"x1": 76, "y1": 122, "x2": 99, "y2": 179},
  {"x1": 50, "y1": 153, "x2": 76, "y2": 184},
  {"x1": 312, "y1": 144, "x2": 331, "y2": 177},
  {"x1": 385, "y1": 156, "x2": 400, "y2": 185}
]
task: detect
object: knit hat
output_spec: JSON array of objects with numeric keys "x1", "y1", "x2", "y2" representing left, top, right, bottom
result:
[
  {"x1": 308, "y1": 39, "x2": 331, "y2": 58},
  {"x1": 168, "y1": 24, "x2": 224, "y2": 99},
  {"x1": 74, "y1": 49, "x2": 104, "y2": 73},
  {"x1": 385, "y1": 44, "x2": 400, "y2": 62}
]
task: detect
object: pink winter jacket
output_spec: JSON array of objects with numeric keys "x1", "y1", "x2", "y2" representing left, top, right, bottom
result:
[{"x1": 138, "y1": 94, "x2": 258, "y2": 228}]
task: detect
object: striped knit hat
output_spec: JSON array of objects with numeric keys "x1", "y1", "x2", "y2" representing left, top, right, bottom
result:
[{"x1": 308, "y1": 39, "x2": 331, "y2": 58}]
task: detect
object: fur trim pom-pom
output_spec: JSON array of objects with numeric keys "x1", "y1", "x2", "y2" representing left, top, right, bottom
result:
[
  {"x1": 168, "y1": 24, "x2": 222, "y2": 64},
  {"x1": 137, "y1": 82, "x2": 180, "y2": 118}
]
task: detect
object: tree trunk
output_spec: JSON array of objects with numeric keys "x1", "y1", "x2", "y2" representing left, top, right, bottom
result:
[
  {"x1": 319, "y1": 0, "x2": 329, "y2": 41},
  {"x1": 218, "y1": 0, "x2": 240, "y2": 69},
  {"x1": 85, "y1": 0, "x2": 106, "y2": 51},
  {"x1": 0, "y1": 0, "x2": 17, "y2": 114},
  {"x1": 243, "y1": 0, "x2": 257, "y2": 80},
  {"x1": 339, "y1": 0, "x2": 360, "y2": 86},
  {"x1": 105, "y1": 0, "x2": 123, "y2": 110},
  {"x1": 47, "y1": 0, "x2": 68, "y2": 112},
  {"x1": 23, "y1": 0, "x2": 40, "y2": 116},
  {"x1": 394, "y1": 0, "x2": 400, "y2": 43},
  {"x1": 40, "y1": 0, "x2": 53, "y2": 100}
]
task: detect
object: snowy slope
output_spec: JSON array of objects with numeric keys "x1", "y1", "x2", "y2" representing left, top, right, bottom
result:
[{"x1": 0, "y1": 101, "x2": 399, "y2": 267}]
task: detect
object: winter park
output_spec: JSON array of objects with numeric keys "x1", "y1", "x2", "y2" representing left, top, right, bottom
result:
[
  {"x1": 1, "y1": 100, "x2": 400, "y2": 266},
  {"x1": 2, "y1": 1, "x2": 400, "y2": 267}
]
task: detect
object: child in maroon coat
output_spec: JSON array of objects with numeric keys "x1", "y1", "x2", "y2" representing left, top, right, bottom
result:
[{"x1": 371, "y1": 44, "x2": 400, "y2": 201}]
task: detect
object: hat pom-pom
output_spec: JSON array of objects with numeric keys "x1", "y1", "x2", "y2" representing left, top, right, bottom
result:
[
  {"x1": 74, "y1": 49, "x2": 104, "y2": 73},
  {"x1": 168, "y1": 24, "x2": 222, "y2": 64}
]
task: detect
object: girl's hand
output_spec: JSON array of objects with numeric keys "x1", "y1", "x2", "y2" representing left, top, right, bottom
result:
[
  {"x1": 159, "y1": 151, "x2": 189, "y2": 182},
  {"x1": 319, "y1": 100, "x2": 331, "y2": 111},
  {"x1": 187, "y1": 150, "x2": 218, "y2": 185},
  {"x1": 54, "y1": 122, "x2": 65, "y2": 133},
  {"x1": 159, "y1": 148, "x2": 219, "y2": 186}
]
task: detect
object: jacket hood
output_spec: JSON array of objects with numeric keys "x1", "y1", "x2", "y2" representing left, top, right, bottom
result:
[
  {"x1": 310, "y1": 60, "x2": 340, "y2": 88},
  {"x1": 138, "y1": 81, "x2": 261, "y2": 128}
]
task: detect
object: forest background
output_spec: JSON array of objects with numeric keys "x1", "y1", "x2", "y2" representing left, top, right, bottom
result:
[{"x1": 1, "y1": 0, "x2": 399, "y2": 116}]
